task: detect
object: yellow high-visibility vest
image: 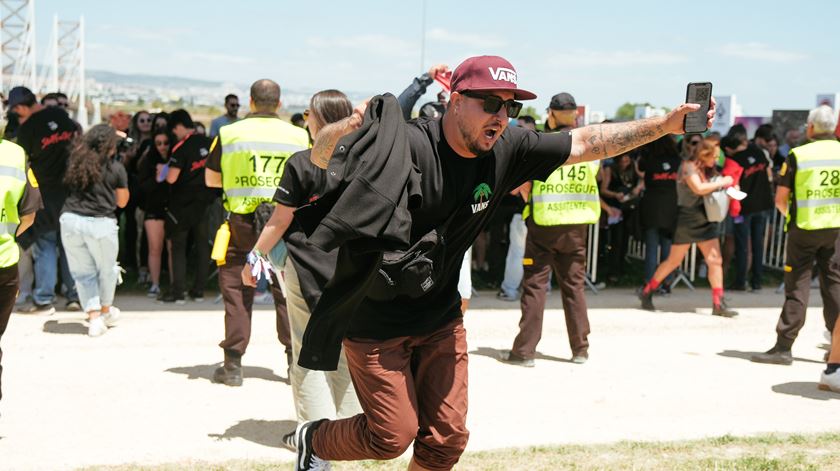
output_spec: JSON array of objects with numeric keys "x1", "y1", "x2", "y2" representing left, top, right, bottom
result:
[
  {"x1": 791, "y1": 140, "x2": 840, "y2": 230},
  {"x1": 525, "y1": 161, "x2": 601, "y2": 226},
  {"x1": 219, "y1": 116, "x2": 309, "y2": 214},
  {"x1": 0, "y1": 140, "x2": 28, "y2": 267}
]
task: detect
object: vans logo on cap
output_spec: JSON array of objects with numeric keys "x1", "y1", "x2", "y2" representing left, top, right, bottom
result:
[{"x1": 488, "y1": 67, "x2": 517, "y2": 85}]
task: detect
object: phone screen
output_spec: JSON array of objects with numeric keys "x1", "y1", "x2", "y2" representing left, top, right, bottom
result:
[{"x1": 684, "y1": 82, "x2": 712, "y2": 133}]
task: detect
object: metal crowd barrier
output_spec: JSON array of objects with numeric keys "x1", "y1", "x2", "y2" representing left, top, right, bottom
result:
[
  {"x1": 620, "y1": 208, "x2": 791, "y2": 289},
  {"x1": 627, "y1": 236, "x2": 697, "y2": 287},
  {"x1": 762, "y1": 209, "x2": 788, "y2": 271}
]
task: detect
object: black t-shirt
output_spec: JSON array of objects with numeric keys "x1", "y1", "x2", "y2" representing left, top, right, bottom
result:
[
  {"x1": 15, "y1": 107, "x2": 77, "y2": 187},
  {"x1": 136, "y1": 147, "x2": 169, "y2": 215},
  {"x1": 274, "y1": 150, "x2": 335, "y2": 313},
  {"x1": 733, "y1": 143, "x2": 774, "y2": 214},
  {"x1": 62, "y1": 160, "x2": 128, "y2": 218},
  {"x1": 168, "y1": 133, "x2": 213, "y2": 205},
  {"x1": 347, "y1": 117, "x2": 572, "y2": 339},
  {"x1": 638, "y1": 152, "x2": 680, "y2": 230}
]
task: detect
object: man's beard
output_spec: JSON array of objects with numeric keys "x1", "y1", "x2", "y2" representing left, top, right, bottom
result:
[{"x1": 458, "y1": 120, "x2": 492, "y2": 157}]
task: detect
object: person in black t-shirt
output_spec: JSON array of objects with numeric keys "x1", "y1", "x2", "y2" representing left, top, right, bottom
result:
[
  {"x1": 637, "y1": 135, "x2": 681, "y2": 285},
  {"x1": 59, "y1": 125, "x2": 129, "y2": 337},
  {"x1": 243, "y1": 89, "x2": 361, "y2": 442},
  {"x1": 136, "y1": 128, "x2": 174, "y2": 298},
  {"x1": 290, "y1": 55, "x2": 719, "y2": 471},
  {"x1": 160, "y1": 109, "x2": 214, "y2": 304},
  {"x1": 600, "y1": 152, "x2": 642, "y2": 283},
  {"x1": 730, "y1": 125, "x2": 775, "y2": 291},
  {"x1": 8, "y1": 86, "x2": 80, "y2": 313}
]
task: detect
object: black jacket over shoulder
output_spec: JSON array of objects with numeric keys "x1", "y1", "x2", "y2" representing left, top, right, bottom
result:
[{"x1": 295, "y1": 94, "x2": 421, "y2": 370}]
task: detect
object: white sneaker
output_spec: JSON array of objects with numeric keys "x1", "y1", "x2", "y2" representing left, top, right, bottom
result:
[
  {"x1": 88, "y1": 316, "x2": 108, "y2": 337},
  {"x1": 819, "y1": 370, "x2": 840, "y2": 393},
  {"x1": 102, "y1": 307, "x2": 120, "y2": 328}
]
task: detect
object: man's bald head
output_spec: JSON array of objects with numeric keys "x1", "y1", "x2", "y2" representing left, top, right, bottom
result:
[{"x1": 250, "y1": 79, "x2": 281, "y2": 113}]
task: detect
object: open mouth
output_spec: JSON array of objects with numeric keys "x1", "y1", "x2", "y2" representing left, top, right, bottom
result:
[{"x1": 483, "y1": 128, "x2": 499, "y2": 140}]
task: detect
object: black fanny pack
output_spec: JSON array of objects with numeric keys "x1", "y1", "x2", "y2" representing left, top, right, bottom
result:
[{"x1": 366, "y1": 207, "x2": 460, "y2": 302}]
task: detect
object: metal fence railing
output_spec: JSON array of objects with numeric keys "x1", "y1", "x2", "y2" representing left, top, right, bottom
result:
[{"x1": 621, "y1": 209, "x2": 790, "y2": 289}]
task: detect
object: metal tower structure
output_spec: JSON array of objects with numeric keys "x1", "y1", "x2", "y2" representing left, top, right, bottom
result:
[
  {"x1": 0, "y1": 0, "x2": 37, "y2": 94},
  {"x1": 51, "y1": 15, "x2": 86, "y2": 127}
]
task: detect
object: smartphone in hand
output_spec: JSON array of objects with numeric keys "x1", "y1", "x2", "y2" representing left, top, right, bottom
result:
[{"x1": 684, "y1": 82, "x2": 713, "y2": 133}]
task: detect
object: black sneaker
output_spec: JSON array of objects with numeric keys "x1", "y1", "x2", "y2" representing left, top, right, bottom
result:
[
  {"x1": 281, "y1": 429, "x2": 297, "y2": 451},
  {"x1": 499, "y1": 351, "x2": 535, "y2": 368},
  {"x1": 638, "y1": 288, "x2": 655, "y2": 311},
  {"x1": 712, "y1": 300, "x2": 738, "y2": 318},
  {"x1": 295, "y1": 421, "x2": 330, "y2": 471},
  {"x1": 158, "y1": 292, "x2": 186, "y2": 305},
  {"x1": 188, "y1": 290, "x2": 204, "y2": 303},
  {"x1": 751, "y1": 347, "x2": 793, "y2": 365}
]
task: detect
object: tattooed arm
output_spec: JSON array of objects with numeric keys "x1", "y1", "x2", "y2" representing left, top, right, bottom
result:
[
  {"x1": 310, "y1": 101, "x2": 368, "y2": 169},
  {"x1": 566, "y1": 98, "x2": 716, "y2": 165}
]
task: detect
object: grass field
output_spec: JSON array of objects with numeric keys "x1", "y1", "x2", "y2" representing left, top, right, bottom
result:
[{"x1": 78, "y1": 432, "x2": 840, "y2": 471}]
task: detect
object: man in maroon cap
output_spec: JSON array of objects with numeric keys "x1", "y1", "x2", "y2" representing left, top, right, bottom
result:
[{"x1": 293, "y1": 55, "x2": 716, "y2": 471}]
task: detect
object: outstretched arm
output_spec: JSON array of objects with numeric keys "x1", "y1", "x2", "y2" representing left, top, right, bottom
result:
[{"x1": 567, "y1": 98, "x2": 716, "y2": 165}]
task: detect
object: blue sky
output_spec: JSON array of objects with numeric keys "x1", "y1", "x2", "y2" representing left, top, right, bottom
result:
[{"x1": 35, "y1": 0, "x2": 840, "y2": 116}]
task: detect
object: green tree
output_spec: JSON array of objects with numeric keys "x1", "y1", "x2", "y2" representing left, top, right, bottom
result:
[
  {"x1": 519, "y1": 106, "x2": 541, "y2": 120},
  {"x1": 614, "y1": 102, "x2": 652, "y2": 121}
]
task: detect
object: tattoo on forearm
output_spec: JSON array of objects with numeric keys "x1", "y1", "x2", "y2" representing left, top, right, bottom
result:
[{"x1": 598, "y1": 118, "x2": 660, "y2": 156}]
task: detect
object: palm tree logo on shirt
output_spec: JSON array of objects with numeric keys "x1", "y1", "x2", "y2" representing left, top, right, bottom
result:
[{"x1": 471, "y1": 183, "x2": 493, "y2": 214}]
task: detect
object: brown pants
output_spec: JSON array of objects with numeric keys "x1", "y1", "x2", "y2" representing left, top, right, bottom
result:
[
  {"x1": 776, "y1": 227, "x2": 840, "y2": 349},
  {"x1": 312, "y1": 318, "x2": 469, "y2": 471},
  {"x1": 0, "y1": 264, "x2": 18, "y2": 402},
  {"x1": 512, "y1": 221, "x2": 590, "y2": 358},
  {"x1": 218, "y1": 213, "x2": 290, "y2": 357}
]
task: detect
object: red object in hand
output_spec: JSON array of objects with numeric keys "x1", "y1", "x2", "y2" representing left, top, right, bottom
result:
[
  {"x1": 434, "y1": 71, "x2": 452, "y2": 92},
  {"x1": 721, "y1": 157, "x2": 743, "y2": 217}
]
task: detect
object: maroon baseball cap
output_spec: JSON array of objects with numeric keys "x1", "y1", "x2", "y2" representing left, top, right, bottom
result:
[{"x1": 450, "y1": 55, "x2": 537, "y2": 101}]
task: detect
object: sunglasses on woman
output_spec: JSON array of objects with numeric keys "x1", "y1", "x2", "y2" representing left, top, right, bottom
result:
[{"x1": 460, "y1": 91, "x2": 522, "y2": 118}]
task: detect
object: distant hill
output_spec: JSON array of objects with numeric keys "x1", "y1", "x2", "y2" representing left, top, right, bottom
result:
[{"x1": 88, "y1": 69, "x2": 232, "y2": 88}]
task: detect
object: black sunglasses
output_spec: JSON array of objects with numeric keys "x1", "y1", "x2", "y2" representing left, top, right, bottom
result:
[
  {"x1": 227, "y1": 103, "x2": 240, "y2": 108},
  {"x1": 461, "y1": 91, "x2": 522, "y2": 118}
]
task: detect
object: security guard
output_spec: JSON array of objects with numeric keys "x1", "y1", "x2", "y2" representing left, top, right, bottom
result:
[
  {"x1": 503, "y1": 92, "x2": 604, "y2": 366},
  {"x1": 205, "y1": 79, "x2": 309, "y2": 386},
  {"x1": 0, "y1": 137, "x2": 41, "y2": 402},
  {"x1": 752, "y1": 105, "x2": 840, "y2": 366}
]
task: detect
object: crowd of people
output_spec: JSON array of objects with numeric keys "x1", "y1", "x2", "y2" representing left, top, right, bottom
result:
[{"x1": 0, "y1": 54, "x2": 838, "y2": 471}]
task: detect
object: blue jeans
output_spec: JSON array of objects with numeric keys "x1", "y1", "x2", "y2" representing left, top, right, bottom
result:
[
  {"x1": 733, "y1": 210, "x2": 770, "y2": 289},
  {"x1": 500, "y1": 213, "x2": 527, "y2": 297},
  {"x1": 59, "y1": 213, "x2": 120, "y2": 313},
  {"x1": 644, "y1": 227, "x2": 673, "y2": 283},
  {"x1": 32, "y1": 230, "x2": 78, "y2": 305}
]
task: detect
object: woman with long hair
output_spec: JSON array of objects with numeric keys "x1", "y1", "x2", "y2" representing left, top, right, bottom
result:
[
  {"x1": 136, "y1": 128, "x2": 174, "y2": 298},
  {"x1": 60, "y1": 124, "x2": 129, "y2": 336},
  {"x1": 639, "y1": 136, "x2": 738, "y2": 317},
  {"x1": 243, "y1": 89, "x2": 361, "y2": 443},
  {"x1": 124, "y1": 110, "x2": 155, "y2": 282},
  {"x1": 600, "y1": 152, "x2": 643, "y2": 283}
]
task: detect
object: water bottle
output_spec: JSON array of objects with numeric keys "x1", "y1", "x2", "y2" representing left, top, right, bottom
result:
[{"x1": 211, "y1": 221, "x2": 230, "y2": 265}]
